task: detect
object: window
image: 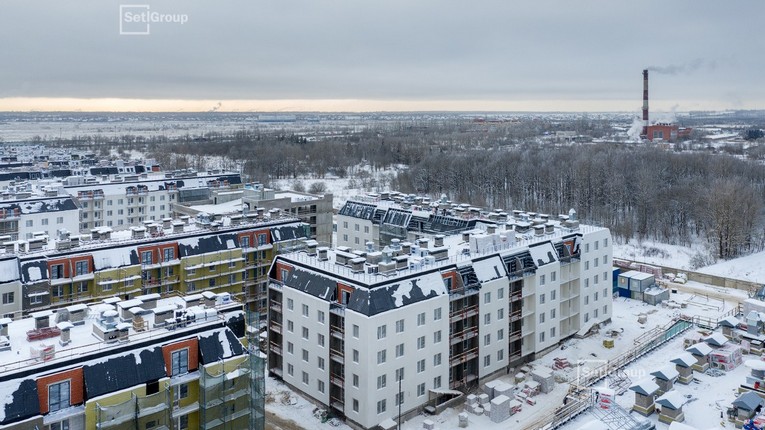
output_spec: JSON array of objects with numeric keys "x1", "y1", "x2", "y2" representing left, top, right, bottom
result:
[
  {"x1": 76, "y1": 282, "x2": 88, "y2": 294},
  {"x1": 318, "y1": 333, "x2": 325, "y2": 347},
  {"x1": 551, "y1": 309, "x2": 556, "y2": 319},
  {"x1": 551, "y1": 290, "x2": 556, "y2": 300},
  {"x1": 42, "y1": 218, "x2": 48, "y2": 226},
  {"x1": 484, "y1": 292, "x2": 491, "y2": 304},
  {"x1": 395, "y1": 392, "x2": 404, "y2": 406},
  {"x1": 585, "y1": 312, "x2": 590, "y2": 323},
  {"x1": 434, "y1": 353, "x2": 442, "y2": 366},
  {"x1": 377, "y1": 349, "x2": 386, "y2": 364},
  {"x1": 434, "y1": 376, "x2": 442, "y2": 389},
  {"x1": 353, "y1": 324, "x2": 359, "y2": 338},
  {"x1": 25, "y1": 220, "x2": 33, "y2": 227},
  {"x1": 396, "y1": 343, "x2": 404, "y2": 358},
  {"x1": 352, "y1": 374, "x2": 359, "y2": 388},
  {"x1": 353, "y1": 399, "x2": 359, "y2": 413},
  {"x1": 241, "y1": 236, "x2": 250, "y2": 248},
  {"x1": 497, "y1": 308, "x2": 504, "y2": 320},
  {"x1": 318, "y1": 380, "x2": 325, "y2": 394},
  {"x1": 594, "y1": 291, "x2": 599, "y2": 301},
  {"x1": 585, "y1": 278, "x2": 589, "y2": 288},
  {"x1": 377, "y1": 374, "x2": 387, "y2": 389},
  {"x1": 258, "y1": 233, "x2": 268, "y2": 246},
  {"x1": 208, "y1": 278, "x2": 215, "y2": 288},
  {"x1": 602, "y1": 255, "x2": 607, "y2": 265},
  {"x1": 585, "y1": 261, "x2": 589, "y2": 270},
  {"x1": 354, "y1": 223, "x2": 359, "y2": 231},
  {"x1": 417, "y1": 359, "x2": 425, "y2": 373},
  {"x1": 396, "y1": 319, "x2": 405, "y2": 333},
  {"x1": 551, "y1": 327, "x2": 556, "y2": 338},
  {"x1": 142, "y1": 251, "x2": 152, "y2": 265},
  {"x1": 484, "y1": 313, "x2": 491, "y2": 325},
  {"x1": 51, "y1": 264, "x2": 64, "y2": 279},
  {"x1": 498, "y1": 329, "x2": 504, "y2": 340},
  {"x1": 353, "y1": 349, "x2": 359, "y2": 363},
  {"x1": 417, "y1": 312, "x2": 425, "y2": 326},
  {"x1": 417, "y1": 383, "x2": 425, "y2": 397},
  {"x1": 287, "y1": 342, "x2": 293, "y2": 354},
  {"x1": 302, "y1": 372, "x2": 309, "y2": 385},
  {"x1": 604, "y1": 271, "x2": 608, "y2": 282},
  {"x1": 595, "y1": 241, "x2": 599, "y2": 250},
  {"x1": 48, "y1": 381, "x2": 70, "y2": 412},
  {"x1": 539, "y1": 313, "x2": 545, "y2": 324},
  {"x1": 287, "y1": 320, "x2": 294, "y2": 332},
  {"x1": 302, "y1": 304, "x2": 309, "y2": 317},
  {"x1": 539, "y1": 332, "x2": 545, "y2": 343},
  {"x1": 443, "y1": 277, "x2": 452, "y2": 290},
  {"x1": 585, "y1": 243, "x2": 590, "y2": 253},
  {"x1": 551, "y1": 271, "x2": 556, "y2": 282},
  {"x1": 302, "y1": 327, "x2": 309, "y2": 340},
  {"x1": 484, "y1": 355, "x2": 491, "y2": 367},
  {"x1": 377, "y1": 399, "x2": 387, "y2": 414},
  {"x1": 163, "y1": 248, "x2": 174, "y2": 261},
  {"x1": 594, "y1": 308, "x2": 599, "y2": 318},
  {"x1": 396, "y1": 367, "x2": 405, "y2": 381},
  {"x1": 484, "y1": 333, "x2": 491, "y2": 346},
  {"x1": 434, "y1": 307, "x2": 442, "y2": 320},
  {"x1": 603, "y1": 288, "x2": 608, "y2": 298},
  {"x1": 377, "y1": 324, "x2": 387, "y2": 340},
  {"x1": 57, "y1": 216, "x2": 64, "y2": 224},
  {"x1": 594, "y1": 274, "x2": 599, "y2": 284},
  {"x1": 540, "y1": 274, "x2": 545, "y2": 285},
  {"x1": 171, "y1": 349, "x2": 189, "y2": 376},
  {"x1": 540, "y1": 293, "x2": 546, "y2": 304},
  {"x1": 342, "y1": 234, "x2": 348, "y2": 242},
  {"x1": 585, "y1": 296, "x2": 589, "y2": 305},
  {"x1": 31, "y1": 294, "x2": 43, "y2": 305},
  {"x1": 50, "y1": 419, "x2": 70, "y2": 430},
  {"x1": 287, "y1": 298, "x2": 294, "y2": 310},
  {"x1": 497, "y1": 349, "x2": 504, "y2": 361},
  {"x1": 603, "y1": 305, "x2": 608, "y2": 315},
  {"x1": 1, "y1": 292, "x2": 13, "y2": 304},
  {"x1": 318, "y1": 310, "x2": 325, "y2": 324},
  {"x1": 434, "y1": 330, "x2": 442, "y2": 344},
  {"x1": 417, "y1": 336, "x2": 425, "y2": 350},
  {"x1": 364, "y1": 226, "x2": 369, "y2": 233}
]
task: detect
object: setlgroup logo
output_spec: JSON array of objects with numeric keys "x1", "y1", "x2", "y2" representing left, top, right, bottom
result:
[{"x1": 119, "y1": 5, "x2": 189, "y2": 35}]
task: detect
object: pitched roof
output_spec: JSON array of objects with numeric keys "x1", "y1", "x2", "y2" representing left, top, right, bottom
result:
[
  {"x1": 346, "y1": 271, "x2": 448, "y2": 316},
  {"x1": 629, "y1": 379, "x2": 659, "y2": 396},
  {"x1": 651, "y1": 366, "x2": 679, "y2": 381},
  {"x1": 83, "y1": 347, "x2": 167, "y2": 398},
  {"x1": 733, "y1": 391, "x2": 764, "y2": 411},
  {"x1": 198, "y1": 328, "x2": 245, "y2": 364},
  {"x1": 0, "y1": 378, "x2": 39, "y2": 424},
  {"x1": 686, "y1": 342, "x2": 713, "y2": 356},
  {"x1": 656, "y1": 391, "x2": 686, "y2": 410},
  {"x1": 703, "y1": 332, "x2": 728, "y2": 347},
  {"x1": 670, "y1": 352, "x2": 697, "y2": 368},
  {"x1": 718, "y1": 316, "x2": 740, "y2": 328}
]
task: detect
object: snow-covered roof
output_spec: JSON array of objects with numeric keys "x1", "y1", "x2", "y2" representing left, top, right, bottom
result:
[
  {"x1": 651, "y1": 365, "x2": 679, "y2": 381},
  {"x1": 686, "y1": 342, "x2": 713, "y2": 356},
  {"x1": 629, "y1": 379, "x2": 659, "y2": 396},
  {"x1": 656, "y1": 391, "x2": 686, "y2": 410},
  {"x1": 670, "y1": 352, "x2": 696, "y2": 368},
  {"x1": 703, "y1": 332, "x2": 728, "y2": 347},
  {"x1": 718, "y1": 316, "x2": 740, "y2": 328}
]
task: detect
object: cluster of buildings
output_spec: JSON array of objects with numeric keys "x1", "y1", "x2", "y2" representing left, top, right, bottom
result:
[{"x1": 269, "y1": 196, "x2": 614, "y2": 429}]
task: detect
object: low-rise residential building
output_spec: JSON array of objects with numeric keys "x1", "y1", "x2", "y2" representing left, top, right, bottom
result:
[{"x1": 268, "y1": 211, "x2": 612, "y2": 429}]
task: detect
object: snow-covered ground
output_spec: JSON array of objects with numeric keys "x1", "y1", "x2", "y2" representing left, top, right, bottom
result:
[
  {"x1": 265, "y1": 288, "x2": 743, "y2": 430},
  {"x1": 612, "y1": 238, "x2": 705, "y2": 271},
  {"x1": 697, "y1": 250, "x2": 765, "y2": 285}
]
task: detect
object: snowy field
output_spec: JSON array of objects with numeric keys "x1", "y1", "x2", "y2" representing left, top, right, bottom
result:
[
  {"x1": 697, "y1": 250, "x2": 765, "y2": 285},
  {"x1": 612, "y1": 238, "x2": 704, "y2": 271},
  {"x1": 265, "y1": 288, "x2": 744, "y2": 430}
]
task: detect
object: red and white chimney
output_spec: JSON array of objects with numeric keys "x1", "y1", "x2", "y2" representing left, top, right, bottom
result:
[{"x1": 641, "y1": 69, "x2": 649, "y2": 138}]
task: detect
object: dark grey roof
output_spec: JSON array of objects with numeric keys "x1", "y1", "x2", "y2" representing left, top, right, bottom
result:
[
  {"x1": 270, "y1": 224, "x2": 308, "y2": 243},
  {"x1": 0, "y1": 379, "x2": 39, "y2": 424},
  {"x1": 198, "y1": 328, "x2": 245, "y2": 364},
  {"x1": 83, "y1": 347, "x2": 167, "y2": 399},
  {"x1": 0, "y1": 197, "x2": 79, "y2": 215},
  {"x1": 225, "y1": 311, "x2": 245, "y2": 338},
  {"x1": 382, "y1": 208, "x2": 411, "y2": 227},
  {"x1": 89, "y1": 167, "x2": 119, "y2": 176},
  {"x1": 339, "y1": 201, "x2": 377, "y2": 220},
  {"x1": 19, "y1": 258, "x2": 48, "y2": 283},
  {"x1": 287, "y1": 268, "x2": 336, "y2": 301},
  {"x1": 733, "y1": 391, "x2": 764, "y2": 411},
  {"x1": 178, "y1": 233, "x2": 239, "y2": 257},
  {"x1": 347, "y1": 272, "x2": 447, "y2": 316}
]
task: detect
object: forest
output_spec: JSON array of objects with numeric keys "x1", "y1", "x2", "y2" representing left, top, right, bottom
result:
[{"x1": 48, "y1": 118, "x2": 765, "y2": 262}]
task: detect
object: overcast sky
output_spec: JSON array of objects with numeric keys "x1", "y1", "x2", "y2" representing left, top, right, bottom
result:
[{"x1": 0, "y1": 1, "x2": 763, "y2": 112}]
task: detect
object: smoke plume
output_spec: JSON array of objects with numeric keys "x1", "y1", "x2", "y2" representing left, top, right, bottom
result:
[{"x1": 648, "y1": 58, "x2": 716, "y2": 75}]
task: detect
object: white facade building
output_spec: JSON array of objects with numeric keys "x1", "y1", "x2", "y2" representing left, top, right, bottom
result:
[{"x1": 268, "y1": 212, "x2": 612, "y2": 429}]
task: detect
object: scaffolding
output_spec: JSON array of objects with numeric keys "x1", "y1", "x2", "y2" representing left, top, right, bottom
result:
[{"x1": 95, "y1": 389, "x2": 171, "y2": 430}]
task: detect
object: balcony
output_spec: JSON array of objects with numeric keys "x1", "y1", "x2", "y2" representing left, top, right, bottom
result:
[
  {"x1": 330, "y1": 374, "x2": 344, "y2": 387},
  {"x1": 330, "y1": 347, "x2": 344, "y2": 364},
  {"x1": 269, "y1": 342, "x2": 282, "y2": 355},
  {"x1": 508, "y1": 330, "x2": 522, "y2": 342},
  {"x1": 270, "y1": 302, "x2": 282, "y2": 313},
  {"x1": 449, "y1": 349, "x2": 479, "y2": 365},
  {"x1": 269, "y1": 320, "x2": 282, "y2": 333},
  {"x1": 330, "y1": 325, "x2": 344, "y2": 340},
  {"x1": 449, "y1": 305, "x2": 479, "y2": 323},
  {"x1": 509, "y1": 310, "x2": 522, "y2": 322},
  {"x1": 510, "y1": 291, "x2": 523, "y2": 302},
  {"x1": 330, "y1": 397, "x2": 344, "y2": 412}
]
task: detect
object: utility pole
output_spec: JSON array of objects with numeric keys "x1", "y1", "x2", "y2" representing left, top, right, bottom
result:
[{"x1": 398, "y1": 375, "x2": 402, "y2": 430}]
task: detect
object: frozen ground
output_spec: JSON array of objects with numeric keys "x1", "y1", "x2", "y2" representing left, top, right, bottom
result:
[
  {"x1": 697, "y1": 250, "x2": 765, "y2": 285},
  {"x1": 265, "y1": 288, "x2": 743, "y2": 430},
  {"x1": 612, "y1": 238, "x2": 704, "y2": 271}
]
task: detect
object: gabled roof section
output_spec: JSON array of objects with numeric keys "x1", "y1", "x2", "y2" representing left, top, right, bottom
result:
[
  {"x1": 670, "y1": 352, "x2": 696, "y2": 368},
  {"x1": 91, "y1": 247, "x2": 140, "y2": 270},
  {"x1": 0, "y1": 378, "x2": 39, "y2": 424},
  {"x1": 733, "y1": 390, "x2": 764, "y2": 411},
  {"x1": 472, "y1": 255, "x2": 507, "y2": 284},
  {"x1": 198, "y1": 328, "x2": 245, "y2": 364},
  {"x1": 528, "y1": 242, "x2": 558, "y2": 268},
  {"x1": 0, "y1": 197, "x2": 79, "y2": 215},
  {"x1": 382, "y1": 208, "x2": 411, "y2": 227},
  {"x1": 718, "y1": 316, "x2": 740, "y2": 328},
  {"x1": 286, "y1": 268, "x2": 336, "y2": 301},
  {"x1": 83, "y1": 347, "x2": 166, "y2": 399},
  {"x1": 650, "y1": 366, "x2": 679, "y2": 381},
  {"x1": 703, "y1": 332, "x2": 728, "y2": 347},
  {"x1": 347, "y1": 271, "x2": 447, "y2": 316},
  {"x1": 19, "y1": 258, "x2": 48, "y2": 283},
  {"x1": 338, "y1": 201, "x2": 377, "y2": 221},
  {"x1": 656, "y1": 391, "x2": 685, "y2": 410},
  {"x1": 270, "y1": 224, "x2": 308, "y2": 243},
  {"x1": 178, "y1": 233, "x2": 239, "y2": 257},
  {"x1": 0, "y1": 257, "x2": 19, "y2": 284},
  {"x1": 629, "y1": 379, "x2": 659, "y2": 396},
  {"x1": 686, "y1": 342, "x2": 713, "y2": 356}
]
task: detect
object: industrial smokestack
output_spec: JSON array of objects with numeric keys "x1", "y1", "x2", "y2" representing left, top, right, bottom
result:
[{"x1": 642, "y1": 69, "x2": 649, "y2": 138}]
